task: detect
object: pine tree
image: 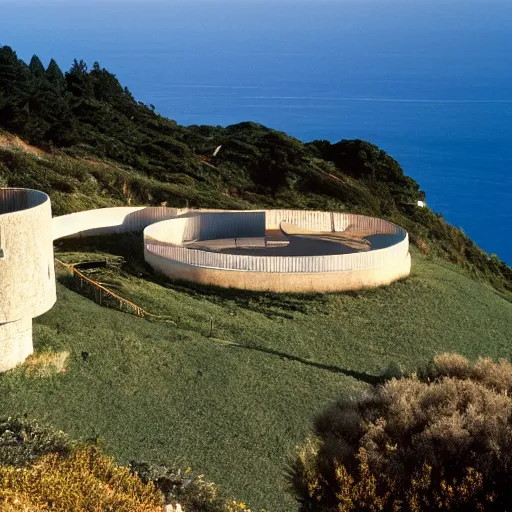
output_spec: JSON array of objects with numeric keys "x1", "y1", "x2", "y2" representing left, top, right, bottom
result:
[
  {"x1": 28, "y1": 55, "x2": 45, "y2": 77},
  {"x1": 65, "y1": 59, "x2": 93, "y2": 98},
  {"x1": 89, "y1": 61, "x2": 125, "y2": 105},
  {"x1": 45, "y1": 59, "x2": 66, "y2": 90},
  {"x1": 0, "y1": 46, "x2": 30, "y2": 132},
  {"x1": 41, "y1": 59, "x2": 75, "y2": 144}
]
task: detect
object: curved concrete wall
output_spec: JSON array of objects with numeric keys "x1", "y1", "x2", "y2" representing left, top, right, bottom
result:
[
  {"x1": 52, "y1": 206, "x2": 184, "y2": 240},
  {"x1": 143, "y1": 211, "x2": 408, "y2": 272},
  {"x1": 141, "y1": 210, "x2": 410, "y2": 292},
  {"x1": 0, "y1": 317, "x2": 33, "y2": 373},
  {"x1": 265, "y1": 209, "x2": 400, "y2": 235},
  {"x1": 145, "y1": 249, "x2": 411, "y2": 293},
  {"x1": 51, "y1": 206, "x2": 410, "y2": 293},
  {"x1": 182, "y1": 211, "x2": 266, "y2": 242},
  {"x1": 0, "y1": 189, "x2": 56, "y2": 321},
  {"x1": 144, "y1": 211, "x2": 266, "y2": 246},
  {"x1": 266, "y1": 209, "x2": 333, "y2": 232},
  {"x1": 0, "y1": 188, "x2": 56, "y2": 371},
  {"x1": 145, "y1": 236, "x2": 409, "y2": 273}
]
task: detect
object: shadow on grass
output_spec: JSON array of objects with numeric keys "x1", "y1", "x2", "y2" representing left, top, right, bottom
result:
[
  {"x1": 213, "y1": 338, "x2": 380, "y2": 386},
  {"x1": 55, "y1": 233, "x2": 332, "y2": 319},
  {"x1": 493, "y1": 289, "x2": 512, "y2": 305},
  {"x1": 166, "y1": 279, "x2": 331, "y2": 319}
]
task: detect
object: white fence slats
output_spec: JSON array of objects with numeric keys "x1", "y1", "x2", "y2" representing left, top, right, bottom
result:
[
  {"x1": 51, "y1": 206, "x2": 409, "y2": 274},
  {"x1": 143, "y1": 210, "x2": 410, "y2": 273}
]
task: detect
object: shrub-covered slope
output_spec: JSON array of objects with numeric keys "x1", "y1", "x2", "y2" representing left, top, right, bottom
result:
[
  {"x1": 0, "y1": 417, "x2": 251, "y2": 512},
  {"x1": 0, "y1": 45, "x2": 510, "y2": 294}
]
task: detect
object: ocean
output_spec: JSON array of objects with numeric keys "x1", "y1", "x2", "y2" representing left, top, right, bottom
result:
[{"x1": 2, "y1": 0, "x2": 511, "y2": 264}]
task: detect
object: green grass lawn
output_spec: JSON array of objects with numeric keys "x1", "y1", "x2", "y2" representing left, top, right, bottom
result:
[{"x1": 0, "y1": 238, "x2": 510, "y2": 511}]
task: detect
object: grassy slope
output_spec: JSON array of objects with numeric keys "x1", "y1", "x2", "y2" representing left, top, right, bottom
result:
[
  {"x1": 2, "y1": 48, "x2": 511, "y2": 510},
  {"x1": 0, "y1": 240, "x2": 510, "y2": 511}
]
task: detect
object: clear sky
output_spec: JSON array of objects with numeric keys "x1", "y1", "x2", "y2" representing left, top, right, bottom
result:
[{"x1": 3, "y1": 0, "x2": 511, "y2": 68}]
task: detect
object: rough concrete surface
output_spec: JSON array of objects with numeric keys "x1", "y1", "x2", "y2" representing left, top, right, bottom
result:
[
  {"x1": 145, "y1": 249, "x2": 412, "y2": 293},
  {"x1": 0, "y1": 318, "x2": 33, "y2": 373},
  {"x1": 0, "y1": 189, "x2": 56, "y2": 372}
]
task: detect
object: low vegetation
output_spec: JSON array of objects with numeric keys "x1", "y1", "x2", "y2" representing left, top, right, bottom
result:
[
  {"x1": 0, "y1": 237, "x2": 509, "y2": 510},
  {"x1": 291, "y1": 354, "x2": 512, "y2": 511},
  {"x1": 0, "y1": 417, "x2": 255, "y2": 511},
  {"x1": 19, "y1": 351, "x2": 70, "y2": 378},
  {"x1": 0, "y1": 445, "x2": 163, "y2": 512}
]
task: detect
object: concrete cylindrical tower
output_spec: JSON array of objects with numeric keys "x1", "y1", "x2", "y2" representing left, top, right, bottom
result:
[{"x1": 0, "y1": 188, "x2": 56, "y2": 372}]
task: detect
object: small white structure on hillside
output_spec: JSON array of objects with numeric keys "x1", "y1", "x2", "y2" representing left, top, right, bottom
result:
[{"x1": 0, "y1": 188, "x2": 56, "y2": 372}]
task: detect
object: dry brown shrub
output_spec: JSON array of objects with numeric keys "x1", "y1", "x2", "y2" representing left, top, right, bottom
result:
[
  {"x1": 420, "y1": 353, "x2": 512, "y2": 394},
  {"x1": 416, "y1": 238, "x2": 429, "y2": 256},
  {"x1": 292, "y1": 354, "x2": 512, "y2": 511},
  {"x1": 423, "y1": 353, "x2": 473, "y2": 380},
  {"x1": 21, "y1": 351, "x2": 70, "y2": 378},
  {"x1": 0, "y1": 446, "x2": 163, "y2": 511},
  {"x1": 0, "y1": 133, "x2": 44, "y2": 156}
]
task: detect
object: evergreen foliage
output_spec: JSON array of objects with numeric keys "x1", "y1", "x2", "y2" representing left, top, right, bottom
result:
[{"x1": 28, "y1": 55, "x2": 45, "y2": 77}]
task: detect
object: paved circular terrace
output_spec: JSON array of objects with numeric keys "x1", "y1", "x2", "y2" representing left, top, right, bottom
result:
[
  {"x1": 51, "y1": 207, "x2": 410, "y2": 294},
  {"x1": 186, "y1": 227, "x2": 395, "y2": 257},
  {"x1": 142, "y1": 210, "x2": 410, "y2": 292}
]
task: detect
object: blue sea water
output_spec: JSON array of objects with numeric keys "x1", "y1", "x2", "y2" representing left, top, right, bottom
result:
[{"x1": 2, "y1": 0, "x2": 511, "y2": 264}]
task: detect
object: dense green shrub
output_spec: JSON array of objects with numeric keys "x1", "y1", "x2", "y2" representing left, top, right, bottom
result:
[{"x1": 291, "y1": 354, "x2": 512, "y2": 511}]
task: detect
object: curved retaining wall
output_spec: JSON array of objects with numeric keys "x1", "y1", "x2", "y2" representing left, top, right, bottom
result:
[
  {"x1": 145, "y1": 250, "x2": 411, "y2": 293},
  {"x1": 52, "y1": 206, "x2": 185, "y2": 240},
  {"x1": 144, "y1": 236, "x2": 409, "y2": 273},
  {"x1": 53, "y1": 208, "x2": 265, "y2": 242},
  {"x1": 142, "y1": 211, "x2": 410, "y2": 292},
  {"x1": 144, "y1": 211, "x2": 266, "y2": 246},
  {"x1": 265, "y1": 210, "x2": 399, "y2": 234},
  {"x1": 51, "y1": 206, "x2": 410, "y2": 293},
  {"x1": 0, "y1": 188, "x2": 56, "y2": 372},
  {"x1": 0, "y1": 317, "x2": 33, "y2": 373}
]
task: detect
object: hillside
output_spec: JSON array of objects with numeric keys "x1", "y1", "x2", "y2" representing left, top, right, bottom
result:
[
  {"x1": 1, "y1": 45, "x2": 512, "y2": 511},
  {"x1": 0, "y1": 236, "x2": 510, "y2": 510},
  {"x1": 0, "y1": 45, "x2": 511, "y2": 295}
]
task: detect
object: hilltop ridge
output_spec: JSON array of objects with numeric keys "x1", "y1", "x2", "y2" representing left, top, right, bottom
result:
[{"x1": 0, "y1": 44, "x2": 510, "y2": 295}]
